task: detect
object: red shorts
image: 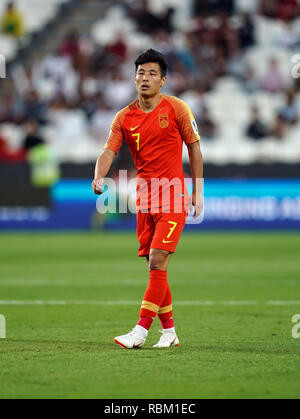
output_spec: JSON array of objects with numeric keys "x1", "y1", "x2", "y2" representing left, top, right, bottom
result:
[{"x1": 136, "y1": 210, "x2": 187, "y2": 257}]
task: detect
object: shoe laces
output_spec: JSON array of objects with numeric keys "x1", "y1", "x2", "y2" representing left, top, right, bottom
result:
[
  {"x1": 128, "y1": 329, "x2": 138, "y2": 336},
  {"x1": 158, "y1": 329, "x2": 176, "y2": 343}
]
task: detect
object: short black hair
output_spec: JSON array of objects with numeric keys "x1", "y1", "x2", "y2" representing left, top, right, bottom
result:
[{"x1": 135, "y1": 49, "x2": 167, "y2": 78}]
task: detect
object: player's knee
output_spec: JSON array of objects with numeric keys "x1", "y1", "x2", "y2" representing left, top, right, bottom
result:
[{"x1": 149, "y1": 250, "x2": 168, "y2": 271}]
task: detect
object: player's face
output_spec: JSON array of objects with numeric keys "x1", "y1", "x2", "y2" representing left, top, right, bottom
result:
[{"x1": 135, "y1": 62, "x2": 167, "y2": 97}]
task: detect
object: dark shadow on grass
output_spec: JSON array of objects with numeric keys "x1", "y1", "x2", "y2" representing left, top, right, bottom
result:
[
  {"x1": 3, "y1": 339, "x2": 180, "y2": 352},
  {"x1": 4, "y1": 340, "x2": 297, "y2": 355}
]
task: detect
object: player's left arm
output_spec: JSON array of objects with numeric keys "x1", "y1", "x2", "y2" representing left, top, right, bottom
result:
[
  {"x1": 187, "y1": 141, "x2": 204, "y2": 218},
  {"x1": 174, "y1": 97, "x2": 204, "y2": 218}
]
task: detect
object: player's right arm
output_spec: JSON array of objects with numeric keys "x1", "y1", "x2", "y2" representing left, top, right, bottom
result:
[
  {"x1": 92, "y1": 111, "x2": 124, "y2": 195},
  {"x1": 92, "y1": 149, "x2": 116, "y2": 195}
]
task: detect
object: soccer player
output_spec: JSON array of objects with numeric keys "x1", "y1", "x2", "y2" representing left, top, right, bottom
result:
[{"x1": 92, "y1": 49, "x2": 203, "y2": 348}]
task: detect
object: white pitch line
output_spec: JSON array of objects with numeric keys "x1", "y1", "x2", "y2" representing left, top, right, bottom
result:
[
  {"x1": 267, "y1": 301, "x2": 300, "y2": 306},
  {"x1": 0, "y1": 300, "x2": 299, "y2": 307}
]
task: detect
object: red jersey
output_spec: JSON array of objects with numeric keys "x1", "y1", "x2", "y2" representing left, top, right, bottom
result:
[{"x1": 104, "y1": 94, "x2": 200, "y2": 211}]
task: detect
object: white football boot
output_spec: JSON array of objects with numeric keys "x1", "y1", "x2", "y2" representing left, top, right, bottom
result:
[
  {"x1": 114, "y1": 326, "x2": 146, "y2": 349},
  {"x1": 152, "y1": 330, "x2": 180, "y2": 348}
]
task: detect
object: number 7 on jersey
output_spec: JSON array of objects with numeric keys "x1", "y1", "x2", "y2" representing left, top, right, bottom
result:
[{"x1": 132, "y1": 133, "x2": 140, "y2": 151}]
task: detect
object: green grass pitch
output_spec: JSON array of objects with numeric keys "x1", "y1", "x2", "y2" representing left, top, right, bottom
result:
[{"x1": 0, "y1": 231, "x2": 300, "y2": 399}]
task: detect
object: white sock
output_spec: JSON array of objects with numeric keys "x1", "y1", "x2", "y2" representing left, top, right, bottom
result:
[{"x1": 134, "y1": 324, "x2": 148, "y2": 338}]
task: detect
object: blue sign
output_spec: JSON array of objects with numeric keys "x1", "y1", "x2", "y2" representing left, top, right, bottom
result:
[{"x1": 0, "y1": 179, "x2": 299, "y2": 230}]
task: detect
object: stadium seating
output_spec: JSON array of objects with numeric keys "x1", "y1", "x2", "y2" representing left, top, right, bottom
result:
[
  {"x1": 0, "y1": 0, "x2": 72, "y2": 60},
  {"x1": 88, "y1": 1, "x2": 300, "y2": 165},
  {"x1": 1, "y1": 0, "x2": 300, "y2": 166},
  {"x1": 0, "y1": 34, "x2": 17, "y2": 60}
]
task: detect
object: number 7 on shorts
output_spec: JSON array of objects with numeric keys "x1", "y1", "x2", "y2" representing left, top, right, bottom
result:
[{"x1": 162, "y1": 221, "x2": 178, "y2": 243}]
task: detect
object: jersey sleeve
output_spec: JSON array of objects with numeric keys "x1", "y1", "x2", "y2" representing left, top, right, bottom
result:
[
  {"x1": 104, "y1": 111, "x2": 124, "y2": 154},
  {"x1": 174, "y1": 99, "x2": 200, "y2": 146}
]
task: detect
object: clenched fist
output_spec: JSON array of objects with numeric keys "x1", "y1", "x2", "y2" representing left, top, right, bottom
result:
[{"x1": 91, "y1": 178, "x2": 104, "y2": 195}]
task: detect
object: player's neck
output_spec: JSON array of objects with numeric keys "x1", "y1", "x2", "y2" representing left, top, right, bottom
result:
[{"x1": 138, "y1": 94, "x2": 162, "y2": 113}]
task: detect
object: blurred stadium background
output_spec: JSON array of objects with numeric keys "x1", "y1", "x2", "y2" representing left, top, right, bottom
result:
[
  {"x1": 1, "y1": 0, "x2": 300, "y2": 400},
  {"x1": 0, "y1": 0, "x2": 300, "y2": 230}
]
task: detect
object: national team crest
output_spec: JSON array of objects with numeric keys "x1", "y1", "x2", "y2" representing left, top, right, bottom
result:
[{"x1": 159, "y1": 107, "x2": 169, "y2": 128}]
